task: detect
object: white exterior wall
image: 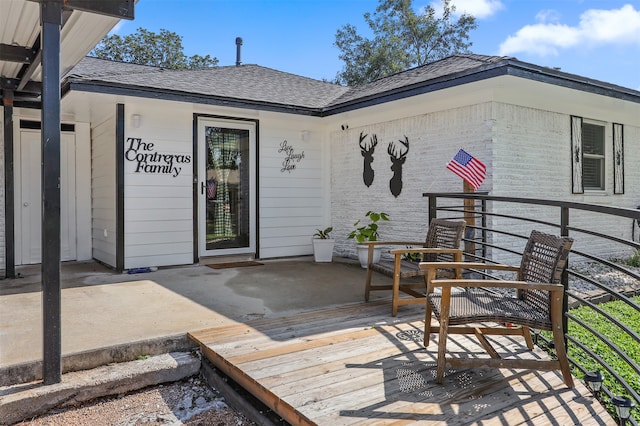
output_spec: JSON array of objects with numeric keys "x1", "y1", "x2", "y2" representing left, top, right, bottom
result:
[
  {"x1": 73, "y1": 121, "x2": 92, "y2": 261},
  {"x1": 123, "y1": 103, "x2": 194, "y2": 269},
  {"x1": 0, "y1": 110, "x2": 93, "y2": 267},
  {"x1": 330, "y1": 102, "x2": 494, "y2": 259},
  {"x1": 258, "y1": 114, "x2": 329, "y2": 258},
  {"x1": 5, "y1": 73, "x2": 634, "y2": 270},
  {"x1": 91, "y1": 114, "x2": 117, "y2": 267},
  {"x1": 84, "y1": 96, "x2": 330, "y2": 268},
  {"x1": 489, "y1": 77, "x2": 640, "y2": 262},
  {"x1": 329, "y1": 75, "x2": 640, "y2": 264}
]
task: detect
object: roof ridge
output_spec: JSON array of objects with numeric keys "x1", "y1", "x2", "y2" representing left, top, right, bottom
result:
[{"x1": 70, "y1": 57, "x2": 168, "y2": 78}]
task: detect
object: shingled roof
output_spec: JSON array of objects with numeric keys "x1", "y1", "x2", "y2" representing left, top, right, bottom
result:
[
  {"x1": 327, "y1": 54, "x2": 509, "y2": 107},
  {"x1": 67, "y1": 54, "x2": 640, "y2": 116},
  {"x1": 68, "y1": 57, "x2": 349, "y2": 110}
]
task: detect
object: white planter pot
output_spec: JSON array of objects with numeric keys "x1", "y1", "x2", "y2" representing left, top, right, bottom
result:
[
  {"x1": 312, "y1": 238, "x2": 335, "y2": 262},
  {"x1": 356, "y1": 245, "x2": 382, "y2": 268}
]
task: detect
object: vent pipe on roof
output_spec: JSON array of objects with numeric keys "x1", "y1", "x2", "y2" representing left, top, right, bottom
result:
[{"x1": 235, "y1": 37, "x2": 243, "y2": 66}]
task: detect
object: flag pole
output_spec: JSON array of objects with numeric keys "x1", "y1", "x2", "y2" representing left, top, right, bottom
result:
[{"x1": 463, "y1": 181, "x2": 475, "y2": 260}]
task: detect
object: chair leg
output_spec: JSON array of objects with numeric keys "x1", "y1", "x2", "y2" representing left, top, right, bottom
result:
[
  {"x1": 552, "y1": 326, "x2": 574, "y2": 388},
  {"x1": 424, "y1": 269, "x2": 436, "y2": 347},
  {"x1": 391, "y1": 254, "x2": 402, "y2": 316},
  {"x1": 436, "y1": 287, "x2": 452, "y2": 384},
  {"x1": 364, "y1": 264, "x2": 373, "y2": 302},
  {"x1": 550, "y1": 294, "x2": 575, "y2": 388},
  {"x1": 521, "y1": 326, "x2": 534, "y2": 350}
]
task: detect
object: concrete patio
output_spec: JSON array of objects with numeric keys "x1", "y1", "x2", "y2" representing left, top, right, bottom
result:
[{"x1": 0, "y1": 256, "x2": 387, "y2": 373}]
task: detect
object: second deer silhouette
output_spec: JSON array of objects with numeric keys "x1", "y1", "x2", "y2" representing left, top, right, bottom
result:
[
  {"x1": 388, "y1": 136, "x2": 409, "y2": 197},
  {"x1": 359, "y1": 132, "x2": 377, "y2": 187}
]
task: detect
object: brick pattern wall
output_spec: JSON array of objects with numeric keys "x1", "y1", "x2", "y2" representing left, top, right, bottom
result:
[
  {"x1": 331, "y1": 101, "x2": 640, "y2": 263},
  {"x1": 331, "y1": 103, "x2": 493, "y2": 259}
]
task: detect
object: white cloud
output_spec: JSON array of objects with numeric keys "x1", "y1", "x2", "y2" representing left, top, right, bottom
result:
[
  {"x1": 499, "y1": 4, "x2": 640, "y2": 56},
  {"x1": 449, "y1": 0, "x2": 504, "y2": 18},
  {"x1": 534, "y1": 9, "x2": 561, "y2": 24},
  {"x1": 428, "y1": 0, "x2": 504, "y2": 19}
]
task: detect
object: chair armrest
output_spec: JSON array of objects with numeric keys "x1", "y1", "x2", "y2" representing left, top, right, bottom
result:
[
  {"x1": 389, "y1": 247, "x2": 462, "y2": 255},
  {"x1": 431, "y1": 279, "x2": 564, "y2": 292},
  {"x1": 419, "y1": 261, "x2": 519, "y2": 272},
  {"x1": 361, "y1": 241, "x2": 425, "y2": 247}
]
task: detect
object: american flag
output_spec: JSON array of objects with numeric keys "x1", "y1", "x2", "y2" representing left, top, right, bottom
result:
[{"x1": 446, "y1": 149, "x2": 486, "y2": 190}]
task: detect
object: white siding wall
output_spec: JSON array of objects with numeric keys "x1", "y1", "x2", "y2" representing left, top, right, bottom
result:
[
  {"x1": 87, "y1": 97, "x2": 330, "y2": 267},
  {"x1": 123, "y1": 105, "x2": 193, "y2": 269},
  {"x1": 258, "y1": 114, "x2": 329, "y2": 258},
  {"x1": 74, "y1": 122, "x2": 93, "y2": 261},
  {"x1": 331, "y1": 103, "x2": 494, "y2": 259},
  {"x1": 91, "y1": 115, "x2": 117, "y2": 267}
]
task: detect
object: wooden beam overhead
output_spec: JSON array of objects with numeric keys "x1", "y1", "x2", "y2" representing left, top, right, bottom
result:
[
  {"x1": 2, "y1": 78, "x2": 42, "y2": 94},
  {"x1": 0, "y1": 43, "x2": 37, "y2": 64}
]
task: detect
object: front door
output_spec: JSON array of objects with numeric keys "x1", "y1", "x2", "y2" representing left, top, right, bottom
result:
[
  {"x1": 16, "y1": 130, "x2": 77, "y2": 264},
  {"x1": 197, "y1": 118, "x2": 256, "y2": 257}
]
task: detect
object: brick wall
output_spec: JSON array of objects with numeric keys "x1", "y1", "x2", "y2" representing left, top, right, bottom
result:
[
  {"x1": 331, "y1": 102, "x2": 493, "y2": 259},
  {"x1": 330, "y1": 100, "x2": 640, "y2": 263}
]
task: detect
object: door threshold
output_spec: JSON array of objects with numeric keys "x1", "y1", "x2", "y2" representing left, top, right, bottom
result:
[{"x1": 199, "y1": 254, "x2": 256, "y2": 265}]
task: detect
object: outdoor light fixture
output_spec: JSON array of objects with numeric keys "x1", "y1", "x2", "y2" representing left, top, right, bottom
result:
[
  {"x1": 132, "y1": 114, "x2": 141, "y2": 128},
  {"x1": 612, "y1": 396, "x2": 635, "y2": 425},
  {"x1": 583, "y1": 372, "x2": 637, "y2": 424},
  {"x1": 584, "y1": 371, "x2": 603, "y2": 396}
]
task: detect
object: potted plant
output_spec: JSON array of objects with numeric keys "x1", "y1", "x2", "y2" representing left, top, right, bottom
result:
[
  {"x1": 347, "y1": 211, "x2": 390, "y2": 268},
  {"x1": 312, "y1": 227, "x2": 335, "y2": 262}
]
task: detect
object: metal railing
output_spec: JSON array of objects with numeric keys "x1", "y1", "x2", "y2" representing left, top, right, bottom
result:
[{"x1": 425, "y1": 192, "x2": 640, "y2": 425}]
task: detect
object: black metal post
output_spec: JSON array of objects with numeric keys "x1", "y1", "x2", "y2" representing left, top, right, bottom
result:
[
  {"x1": 40, "y1": 0, "x2": 63, "y2": 385},
  {"x1": 115, "y1": 104, "x2": 125, "y2": 272},
  {"x1": 3, "y1": 90, "x2": 15, "y2": 278},
  {"x1": 481, "y1": 199, "x2": 487, "y2": 259},
  {"x1": 560, "y1": 206, "x2": 570, "y2": 350}
]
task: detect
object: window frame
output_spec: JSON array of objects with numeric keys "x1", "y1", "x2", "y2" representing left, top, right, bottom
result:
[
  {"x1": 581, "y1": 120, "x2": 606, "y2": 191},
  {"x1": 571, "y1": 116, "x2": 608, "y2": 194}
]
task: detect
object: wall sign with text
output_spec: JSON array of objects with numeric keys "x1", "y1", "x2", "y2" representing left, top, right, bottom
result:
[
  {"x1": 125, "y1": 137, "x2": 191, "y2": 177},
  {"x1": 278, "y1": 140, "x2": 305, "y2": 173}
]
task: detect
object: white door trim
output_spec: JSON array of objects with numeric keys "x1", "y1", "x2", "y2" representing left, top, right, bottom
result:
[{"x1": 197, "y1": 117, "x2": 256, "y2": 257}]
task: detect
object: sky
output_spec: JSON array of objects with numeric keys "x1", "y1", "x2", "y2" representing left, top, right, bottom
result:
[{"x1": 111, "y1": 0, "x2": 640, "y2": 90}]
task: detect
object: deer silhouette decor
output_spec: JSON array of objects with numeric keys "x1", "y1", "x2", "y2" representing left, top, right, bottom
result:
[
  {"x1": 359, "y1": 132, "x2": 378, "y2": 187},
  {"x1": 388, "y1": 136, "x2": 409, "y2": 197}
]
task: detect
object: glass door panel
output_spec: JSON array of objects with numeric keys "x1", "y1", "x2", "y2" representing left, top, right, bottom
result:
[
  {"x1": 197, "y1": 117, "x2": 255, "y2": 257},
  {"x1": 205, "y1": 126, "x2": 249, "y2": 250}
]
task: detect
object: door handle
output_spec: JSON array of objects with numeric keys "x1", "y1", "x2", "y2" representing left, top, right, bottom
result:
[
  {"x1": 23, "y1": 202, "x2": 29, "y2": 207},
  {"x1": 201, "y1": 181, "x2": 205, "y2": 195}
]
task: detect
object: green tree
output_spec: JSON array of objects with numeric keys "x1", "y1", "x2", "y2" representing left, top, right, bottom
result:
[
  {"x1": 334, "y1": 0, "x2": 476, "y2": 86},
  {"x1": 90, "y1": 28, "x2": 218, "y2": 69}
]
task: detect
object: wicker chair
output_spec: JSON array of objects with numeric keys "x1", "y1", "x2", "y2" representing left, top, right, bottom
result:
[
  {"x1": 362, "y1": 218, "x2": 466, "y2": 316},
  {"x1": 421, "y1": 230, "x2": 575, "y2": 387}
]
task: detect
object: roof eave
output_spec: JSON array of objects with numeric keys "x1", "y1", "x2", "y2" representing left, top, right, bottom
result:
[
  {"x1": 67, "y1": 79, "x2": 325, "y2": 116},
  {"x1": 323, "y1": 59, "x2": 640, "y2": 116}
]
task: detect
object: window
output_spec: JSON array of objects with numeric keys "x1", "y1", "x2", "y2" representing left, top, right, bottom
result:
[
  {"x1": 571, "y1": 116, "x2": 607, "y2": 193},
  {"x1": 581, "y1": 122, "x2": 605, "y2": 190}
]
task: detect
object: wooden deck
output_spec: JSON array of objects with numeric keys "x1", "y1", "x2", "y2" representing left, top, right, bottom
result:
[{"x1": 188, "y1": 301, "x2": 614, "y2": 425}]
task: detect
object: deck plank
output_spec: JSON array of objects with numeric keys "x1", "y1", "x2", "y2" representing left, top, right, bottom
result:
[{"x1": 189, "y1": 302, "x2": 615, "y2": 425}]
